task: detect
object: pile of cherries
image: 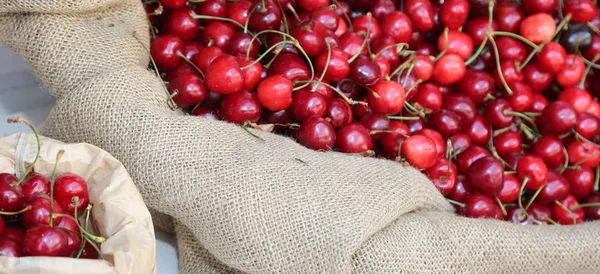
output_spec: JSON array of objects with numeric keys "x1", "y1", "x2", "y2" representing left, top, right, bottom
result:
[
  {"x1": 0, "y1": 118, "x2": 101, "y2": 258},
  {"x1": 146, "y1": 0, "x2": 600, "y2": 225}
]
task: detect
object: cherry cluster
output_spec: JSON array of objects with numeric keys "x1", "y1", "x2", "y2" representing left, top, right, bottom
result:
[
  {"x1": 0, "y1": 118, "x2": 101, "y2": 258},
  {"x1": 146, "y1": 0, "x2": 600, "y2": 225}
]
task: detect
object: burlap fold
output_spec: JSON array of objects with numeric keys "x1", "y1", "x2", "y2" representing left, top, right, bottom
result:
[{"x1": 1, "y1": 0, "x2": 599, "y2": 273}]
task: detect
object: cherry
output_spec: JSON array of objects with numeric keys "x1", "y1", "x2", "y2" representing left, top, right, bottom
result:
[
  {"x1": 164, "y1": 7, "x2": 199, "y2": 42},
  {"x1": 540, "y1": 101, "x2": 577, "y2": 135},
  {"x1": 563, "y1": 0, "x2": 597, "y2": 23},
  {"x1": 451, "y1": 133, "x2": 473, "y2": 152},
  {"x1": 359, "y1": 113, "x2": 390, "y2": 140},
  {"x1": 325, "y1": 98, "x2": 352, "y2": 128},
  {"x1": 20, "y1": 194, "x2": 64, "y2": 229},
  {"x1": 555, "y1": 54, "x2": 585, "y2": 88},
  {"x1": 367, "y1": 80, "x2": 405, "y2": 115},
  {"x1": 425, "y1": 158, "x2": 458, "y2": 196},
  {"x1": 79, "y1": 241, "x2": 100, "y2": 259},
  {"x1": 196, "y1": 0, "x2": 228, "y2": 19},
  {"x1": 448, "y1": 175, "x2": 472, "y2": 203},
  {"x1": 57, "y1": 217, "x2": 81, "y2": 257},
  {"x1": 432, "y1": 53, "x2": 466, "y2": 86},
  {"x1": 16, "y1": 172, "x2": 50, "y2": 200},
  {"x1": 159, "y1": 0, "x2": 186, "y2": 9},
  {"x1": 370, "y1": 36, "x2": 401, "y2": 68},
  {"x1": 562, "y1": 166, "x2": 594, "y2": 198},
  {"x1": 194, "y1": 46, "x2": 224, "y2": 73},
  {"x1": 519, "y1": 13, "x2": 556, "y2": 44},
  {"x1": 497, "y1": 174, "x2": 521, "y2": 204},
  {"x1": 268, "y1": 53, "x2": 311, "y2": 83},
  {"x1": 404, "y1": 0, "x2": 435, "y2": 32},
  {"x1": 458, "y1": 70, "x2": 495, "y2": 106},
  {"x1": 315, "y1": 48, "x2": 350, "y2": 81},
  {"x1": 23, "y1": 225, "x2": 68, "y2": 257},
  {"x1": 297, "y1": 116, "x2": 336, "y2": 151},
  {"x1": 558, "y1": 87, "x2": 592, "y2": 113},
  {"x1": 53, "y1": 173, "x2": 89, "y2": 213},
  {"x1": 290, "y1": 22, "x2": 327, "y2": 57},
  {"x1": 516, "y1": 155, "x2": 549, "y2": 191},
  {"x1": 521, "y1": 0, "x2": 558, "y2": 14},
  {"x1": 494, "y1": 4, "x2": 523, "y2": 33},
  {"x1": 583, "y1": 35, "x2": 600, "y2": 63},
  {"x1": 494, "y1": 60, "x2": 524, "y2": 87},
  {"x1": 352, "y1": 15, "x2": 381, "y2": 41},
  {"x1": 0, "y1": 238, "x2": 22, "y2": 257},
  {"x1": 551, "y1": 195, "x2": 584, "y2": 225},
  {"x1": 371, "y1": 0, "x2": 395, "y2": 22},
  {"x1": 205, "y1": 55, "x2": 244, "y2": 95},
  {"x1": 575, "y1": 112, "x2": 600, "y2": 140},
  {"x1": 495, "y1": 36, "x2": 527, "y2": 63},
  {"x1": 531, "y1": 135, "x2": 566, "y2": 169},
  {"x1": 505, "y1": 82, "x2": 534, "y2": 112},
  {"x1": 227, "y1": 0, "x2": 252, "y2": 26},
  {"x1": 438, "y1": 30, "x2": 474, "y2": 60},
  {"x1": 505, "y1": 206, "x2": 534, "y2": 225},
  {"x1": 536, "y1": 42, "x2": 567, "y2": 73},
  {"x1": 414, "y1": 83, "x2": 443, "y2": 111},
  {"x1": 560, "y1": 23, "x2": 594, "y2": 54},
  {"x1": 349, "y1": 55, "x2": 382, "y2": 86},
  {"x1": 413, "y1": 54, "x2": 434, "y2": 81},
  {"x1": 297, "y1": 0, "x2": 329, "y2": 12},
  {"x1": 566, "y1": 140, "x2": 600, "y2": 169},
  {"x1": 466, "y1": 156, "x2": 505, "y2": 196},
  {"x1": 182, "y1": 42, "x2": 205, "y2": 62},
  {"x1": 236, "y1": 57, "x2": 263, "y2": 90},
  {"x1": 522, "y1": 61, "x2": 553, "y2": 93},
  {"x1": 379, "y1": 121, "x2": 409, "y2": 157},
  {"x1": 256, "y1": 75, "x2": 293, "y2": 111},
  {"x1": 0, "y1": 177, "x2": 24, "y2": 213},
  {"x1": 314, "y1": 10, "x2": 340, "y2": 33},
  {"x1": 1, "y1": 227, "x2": 25, "y2": 245},
  {"x1": 292, "y1": 89, "x2": 327, "y2": 121},
  {"x1": 484, "y1": 99, "x2": 514, "y2": 128},
  {"x1": 340, "y1": 32, "x2": 367, "y2": 57},
  {"x1": 150, "y1": 34, "x2": 183, "y2": 71},
  {"x1": 493, "y1": 130, "x2": 523, "y2": 157},
  {"x1": 203, "y1": 21, "x2": 236, "y2": 50},
  {"x1": 381, "y1": 11, "x2": 413, "y2": 43},
  {"x1": 168, "y1": 73, "x2": 208, "y2": 108},
  {"x1": 526, "y1": 202, "x2": 553, "y2": 223},
  {"x1": 427, "y1": 109, "x2": 462, "y2": 137},
  {"x1": 581, "y1": 194, "x2": 600, "y2": 220},
  {"x1": 536, "y1": 170, "x2": 570, "y2": 204},
  {"x1": 442, "y1": 94, "x2": 477, "y2": 130},
  {"x1": 439, "y1": 0, "x2": 470, "y2": 30},
  {"x1": 248, "y1": 0, "x2": 282, "y2": 32},
  {"x1": 465, "y1": 17, "x2": 498, "y2": 46},
  {"x1": 220, "y1": 90, "x2": 262, "y2": 124},
  {"x1": 335, "y1": 123, "x2": 373, "y2": 153},
  {"x1": 464, "y1": 193, "x2": 499, "y2": 219},
  {"x1": 191, "y1": 107, "x2": 220, "y2": 120},
  {"x1": 401, "y1": 134, "x2": 437, "y2": 169},
  {"x1": 455, "y1": 145, "x2": 491, "y2": 174},
  {"x1": 416, "y1": 128, "x2": 446, "y2": 159},
  {"x1": 227, "y1": 32, "x2": 260, "y2": 58}
]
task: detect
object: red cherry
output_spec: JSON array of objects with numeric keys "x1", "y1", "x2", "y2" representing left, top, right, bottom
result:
[
  {"x1": 196, "y1": 0, "x2": 228, "y2": 18},
  {"x1": 0, "y1": 238, "x2": 22, "y2": 257},
  {"x1": 57, "y1": 217, "x2": 81, "y2": 257},
  {"x1": 325, "y1": 98, "x2": 352, "y2": 128},
  {"x1": 340, "y1": 32, "x2": 367, "y2": 58},
  {"x1": 1, "y1": 227, "x2": 25, "y2": 245},
  {"x1": 566, "y1": 140, "x2": 600, "y2": 169},
  {"x1": 536, "y1": 170, "x2": 570, "y2": 204},
  {"x1": 575, "y1": 112, "x2": 600, "y2": 140},
  {"x1": 227, "y1": 0, "x2": 252, "y2": 26},
  {"x1": 0, "y1": 174, "x2": 24, "y2": 213},
  {"x1": 268, "y1": 53, "x2": 311, "y2": 83},
  {"x1": 20, "y1": 194, "x2": 64, "y2": 229},
  {"x1": 371, "y1": 0, "x2": 395, "y2": 22},
  {"x1": 523, "y1": 61, "x2": 554, "y2": 93},
  {"x1": 495, "y1": 36, "x2": 527, "y2": 63},
  {"x1": 290, "y1": 22, "x2": 327, "y2": 57},
  {"x1": 256, "y1": 75, "x2": 293, "y2": 111},
  {"x1": 432, "y1": 53, "x2": 466, "y2": 86},
  {"x1": 516, "y1": 155, "x2": 549, "y2": 191},
  {"x1": 505, "y1": 206, "x2": 534, "y2": 225},
  {"x1": 352, "y1": 15, "x2": 381, "y2": 41},
  {"x1": 236, "y1": 57, "x2": 263, "y2": 91},
  {"x1": 458, "y1": 70, "x2": 495, "y2": 106},
  {"x1": 442, "y1": 94, "x2": 476, "y2": 130},
  {"x1": 159, "y1": 0, "x2": 186, "y2": 9},
  {"x1": 437, "y1": 30, "x2": 474, "y2": 60},
  {"x1": 583, "y1": 35, "x2": 600, "y2": 63},
  {"x1": 416, "y1": 128, "x2": 446, "y2": 159},
  {"x1": 414, "y1": 83, "x2": 443, "y2": 111},
  {"x1": 297, "y1": 0, "x2": 329, "y2": 12},
  {"x1": 23, "y1": 226, "x2": 68, "y2": 257},
  {"x1": 563, "y1": 0, "x2": 597, "y2": 23},
  {"x1": 191, "y1": 107, "x2": 220, "y2": 120},
  {"x1": 537, "y1": 42, "x2": 567, "y2": 73},
  {"x1": 54, "y1": 173, "x2": 89, "y2": 213},
  {"x1": 182, "y1": 42, "x2": 205, "y2": 61},
  {"x1": 519, "y1": 13, "x2": 556, "y2": 44},
  {"x1": 494, "y1": 4, "x2": 524, "y2": 33},
  {"x1": 370, "y1": 36, "x2": 401, "y2": 67},
  {"x1": 505, "y1": 82, "x2": 534, "y2": 112},
  {"x1": 404, "y1": 0, "x2": 435, "y2": 32},
  {"x1": 581, "y1": 194, "x2": 600, "y2": 220},
  {"x1": 20, "y1": 172, "x2": 50, "y2": 199},
  {"x1": 248, "y1": 0, "x2": 282, "y2": 32},
  {"x1": 380, "y1": 121, "x2": 410, "y2": 157},
  {"x1": 205, "y1": 55, "x2": 244, "y2": 95},
  {"x1": 314, "y1": 10, "x2": 340, "y2": 33},
  {"x1": 540, "y1": 101, "x2": 577, "y2": 135},
  {"x1": 227, "y1": 32, "x2": 260, "y2": 58},
  {"x1": 558, "y1": 87, "x2": 592, "y2": 113},
  {"x1": 79, "y1": 241, "x2": 100, "y2": 259},
  {"x1": 291, "y1": 89, "x2": 327, "y2": 121},
  {"x1": 493, "y1": 130, "x2": 522, "y2": 157},
  {"x1": 165, "y1": 63, "x2": 196, "y2": 81},
  {"x1": 220, "y1": 90, "x2": 262, "y2": 124},
  {"x1": 359, "y1": 113, "x2": 390, "y2": 140},
  {"x1": 297, "y1": 117, "x2": 336, "y2": 151},
  {"x1": 367, "y1": 80, "x2": 406, "y2": 115},
  {"x1": 521, "y1": 0, "x2": 558, "y2": 14},
  {"x1": 484, "y1": 99, "x2": 514, "y2": 128},
  {"x1": 448, "y1": 175, "x2": 472, "y2": 203},
  {"x1": 349, "y1": 56, "x2": 382, "y2": 86},
  {"x1": 425, "y1": 158, "x2": 458, "y2": 196},
  {"x1": 465, "y1": 17, "x2": 498, "y2": 46},
  {"x1": 465, "y1": 193, "x2": 499, "y2": 219},
  {"x1": 526, "y1": 202, "x2": 553, "y2": 223},
  {"x1": 555, "y1": 54, "x2": 585, "y2": 88},
  {"x1": 451, "y1": 133, "x2": 472, "y2": 153},
  {"x1": 455, "y1": 145, "x2": 491, "y2": 174},
  {"x1": 551, "y1": 195, "x2": 584, "y2": 225},
  {"x1": 150, "y1": 34, "x2": 183, "y2": 71},
  {"x1": 497, "y1": 174, "x2": 521, "y2": 204},
  {"x1": 531, "y1": 135, "x2": 566, "y2": 169},
  {"x1": 495, "y1": 60, "x2": 524, "y2": 87},
  {"x1": 335, "y1": 123, "x2": 373, "y2": 153},
  {"x1": 427, "y1": 109, "x2": 462, "y2": 137},
  {"x1": 168, "y1": 73, "x2": 208, "y2": 108},
  {"x1": 466, "y1": 156, "x2": 505, "y2": 196},
  {"x1": 315, "y1": 48, "x2": 350, "y2": 81},
  {"x1": 193, "y1": 46, "x2": 224, "y2": 73},
  {"x1": 381, "y1": 11, "x2": 413, "y2": 43},
  {"x1": 562, "y1": 166, "x2": 594, "y2": 198},
  {"x1": 439, "y1": 0, "x2": 470, "y2": 30},
  {"x1": 164, "y1": 7, "x2": 199, "y2": 41},
  {"x1": 202, "y1": 21, "x2": 236, "y2": 50},
  {"x1": 401, "y1": 134, "x2": 437, "y2": 169},
  {"x1": 413, "y1": 54, "x2": 434, "y2": 81}
]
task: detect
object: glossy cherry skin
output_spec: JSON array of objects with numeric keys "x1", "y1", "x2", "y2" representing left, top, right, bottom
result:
[
  {"x1": 339, "y1": 32, "x2": 366, "y2": 58},
  {"x1": 551, "y1": 195, "x2": 585, "y2": 225},
  {"x1": 413, "y1": 83, "x2": 442, "y2": 111},
  {"x1": 497, "y1": 174, "x2": 521, "y2": 204},
  {"x1": 425, "y1": 158, "x2": 458, "y2": 196},
  {"x1": 516, "y1": 155, "x2": 549, "y2": 191},
  {"x1": 297, "y1": 117, "x2": 336, "y2": 151},
  {"x1": 168, "y1": 73, "x2": 208, "y2": 108},
  {"x1": 291, "y1": 89, "x2": 327, "y2": 122},
  {"x1": 404, "y1": 0, "x2": 435, "y2": 32},
  {"x1": 17, "y1": 172, "x2": 50, "y2": 200},
  {"x1": 465, "y1": 193, "x2": 500, "y2": 219},
  {"x1": 297, "y1": 0, "x2": 328, "y2": 12},
  {"x1": 150, "y1": 34, "x2": 183, "y2": 71},
  {"x1": 381, "y1": 11, "x2": 413, "y2": 43},
  {"x1": 465, "y1": 17, "x2": 498, "y2": 46},
  {"x1": 268, "y1": 53, "x2": 311, "y2": 83},
  {"x1": 455, "y1": 145, "x2": 491, "y2": 174},
  {"x1": 450, "y1": 133, "x2": 472, "y2": 153},
  {"x1": 523, "y1": 61, "x2": 554, "y2": 93},
  {"x1": 494, "y1": 4, "x2": 523, "y2": 33},
  {"x1": 380, "y1": 121, "x2": 410, "y2": 157},
  {"x1": 525, "y1": 202, "x2": 552, "y2": 223},
  {"x1": 495, "y1": 60, "x2": 524, "y2": 87},
  {"x1": 416, "y1": 129, "x2": 445, "y2": 159},
  {"x1": 326, "y1": 98, "x2": 352, "y2": 129},
  {"x1": 555, "y1": 54, "x2": 585, "y2": 88},
  {"x1": 505, "y1": 206, "x2": 534, "y2": 225},
  {"x1": 367, "y1": 80, "x2": 406, "y2": 115},
  {"x1": 536, "y1": 170, "x2": 570, "y2": 204},
  {"x1": 493, "y1": 130, "x2": 522, "y2": 157},
  {"x1": 205, "y1": 55, "x2": 244, "y2": 95},
  {"x1": 159, "y1": 0, "x2": 187, "y2": 9},
  {"x1": 196, "y1": 0, "x2": 227, "y2": 18},
  {"x1": 0, "y1": 174, "x2": 24, "y2": 213},
  {"x1": 448, "y1": 175, "x2": 472, "y2": 203},
  {"x1": 505, "y1": 82, "x2": 533, "y2": 112},
  {"x1": 427, "y1": 109, "x2": 462, "y2": 137},
  {"x1": 20, "y1": 194, "x2": 64, "y2": 229},
  {"x1": 540, "y1": 101, "x2": 577, "y2": 135},
  {"x1": 563, "y1": 0, "x2": 597, "y2": 23},
  {"x1": 440, "y1": 0, "x2": 470, "y2": 30},
  {"x1": 164, "y1": 7, "x2": 199, "y2": 42},
  {"x1": 558, "y1": 87, "x2": 592, "y2": 113},
  {"x1": 531, "y1": 135, "x2": 566, "y2": 169},
  {"x1": 227, "y1": 32, "x2": 260, "y2": 59},
  {"x1": 458, "y1": 70, "x2": 495, "y2": 106},
  {"x1": 335, "y1": 123, "x2": 373, "y2": 153},
  {"x1": 352, "y1": 15, "x2": 381, "y2": 41},
  {"x1": 443, "y1": 94, "x2": 476, "y2": 130},
  {"x1": 350, "y1": 56, "x2": 382, "y2": 86},
  {"x1": 401, "y1": 134, "x2": 437, "y2": 170},
  {"x1": 191, "y1": 107, "x2": 220, "y2": 120},
  {"x1": 290, "y1": 22, "x2": 327, "y2": 57},
  {"x1": 437, "y1": 30, "x2": 474, "y2": 60},
  {"x1": 314, "y1": 10, "x2": 340, "y2": 33},
  {"x1": 484, "y1": 99, "x2": 514, "y2": 128},
  {"x1": 23, "y1": 226, "x2": 68, "y2": 257},
  {"x1": 227, "y1": 0, "x2": 252, "y2": 26},
  {"x1": 315, "y1": 48, "x2": 350, "y2": 81},
  {"x1": 248, "y1": 0, "x2": 282, "y2": 32},
  {"x1": 53, "y1": 173, "x2": 90, "y2": 213},
  {"x1": 57, "y1": 216, "x2": 81, "y2": 257},
  {"x1": 566, "y1": 140, "x2": 600, "y2": 169},
  {"x1": 537, "y1": 42, "x2": 567, "y2": 73},
  {"x1": 371, "y1": 0, "x2": 395, "y2": 22},
  {"x1": 193, "y1": 46, "x2": 224, "y2": 73},
  {"x1": 256, "y1": 75, "x2": 293, "y2": 111},
  {"x1": 495, "y1": 36, "x2": 527, "y2": 63},
  {"x1": 433, "y1": 54, "x2": 466, "y2": 86},
  {"x1": 370, "y1": 36, "x2": 401, "y2": 68},
  {"x1": 220, "y1": 90, "x2": 262, "y2": 124},
  {"x1": 520, "y1": 13, "x2": 556, "y2": 44},
  {"x1": 562, "y1": 166, "x2": 594, "y2": 198},
  {"x1": 1, "y1": 227, "x2": 25, "y2": 245},
  {"x1": 581, "y1": 194, "x2": 600, "y2": 220},
  {"x1": 0, "y1": 238, "x2": 22, "y2": 257},
  {"x1": 360, "y1": 113, "x2": 390, "y2": 140},
  {"x1": 466, "y1": 156, "x2": 505, "y2": 196},
  {"x1": 575, "y1": 112, "x2": 600, "y2": 141},
  {"x1": 521, "y1": 0, "x2": 558, "y2": 14}
]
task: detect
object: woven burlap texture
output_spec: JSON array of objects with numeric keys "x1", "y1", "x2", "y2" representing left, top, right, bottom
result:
[{"x1": 1, "y1": 0, "x2": 599, "y2": 273}]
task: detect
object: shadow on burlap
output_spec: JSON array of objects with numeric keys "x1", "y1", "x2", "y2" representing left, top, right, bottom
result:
[{"x1": 0, "y1": 0, "x2": 599, "y2": 273}]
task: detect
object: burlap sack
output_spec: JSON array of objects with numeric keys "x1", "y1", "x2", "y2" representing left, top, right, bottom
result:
[
  {"x1": 1, "y1": 0, "x2": 599, "y2": 273},
  {"x1": 0, "y1": 133, "x2": 155, "y2": 274}
]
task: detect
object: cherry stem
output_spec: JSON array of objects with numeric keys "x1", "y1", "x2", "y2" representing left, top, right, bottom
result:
[
  {"x1": 434, "y1": 28, "x2": 450, "y2": 61},
  {"x1": 403, "y1": 101, "x2": 423, "y2": 116},
  {"x1": 517, "y1": 46, "x2": 541, "y2": 71},
  {"x1": 557, "y1": 147, "x2": 570, "y2": 173},
  {"x1": 574, "y1": 151, "x2": 600, "y2": 167},
  {"x1": 488, "y1": 127, "x2": 513, "y2": 169},
  {"x1": 373, "y1": 42, "x2": 408, "y2": 59},
  {"x1": 287, "y1": 4, "x2": 300, "y2": 22},
  {"x1": 317, "y1": 39, "x2": 332, "y2": 83},
  {"x1": 244, "y1": 5, "x2": 257, "y2": 34},
  {"x1": 492, "y1": 31, "x2": 539, "y2": 50},
  {"x1": 575, "y1": 202, "x2": 600, "y2": 208},
  {"x1": 504, "y1": 111, "x2": 537, "y2": 128},
  {"x1": 554, "y1": 199, "x2": 578, "y2": 225},
  {"x1": 348, "y1": 12, "x2": 372, "y2": 64},
  {"x1": 519, "y1": 122, "x2": 537, "y2": 141},
  {"x1": 192, "y1": 15, "x2": 250, "y2": 33},
  {"x1": 275, "y1": 0, "x2": 290, "y2": 35},
  {"x1": 246, "y1": 30, "x2": 296, "y2": 59},
  {"x1": 594, "y1": 165, "x2": 600, "y2": 192},
  {"x1": 518, "y1": 177, "x2": 530, "y2": 210},
  {"x1": 446, "y1": 199, "x2": 465, "y2": 208},
  {"x1": 388, "y1": 116, "x2": 420, "y2": 121},
  {"x1": 525, "y1": 183, "x2": 547, "y2": 210},
  {"x1": 587, "y1": 22, "x2": 600, "y2": 35},
  {"x1": 464, "y1": 36, "x2": 488, "y2": 66},
  {"x1": 487, "y1": 32, "x2": 514, "y2": 95},
  {"x1": 49, "y1": 150, "x2": 64, "y2": 227},
  {"x1": 241, "y1": 41, "x2": 290, "y2": 70},
  {"x1": 581, "y1": 55, "x2": 600, "y2": 70},
  {"x1": 241, "y1": 121, "x2": 265, "y2": 141},
  {"x1": 574, "y1": 131, "x2": 600, "y2": 149},
  {"x1": 0, "y1": 206, "x2": 32, "y2": 215},
  {"x1": 579, "y1": 55, "x2": 600, "y2": 88},
  {"x1": 7, "y1": 117, "x2": 41, "y2": 188},
  {"x1": 404, "y1": 79, "x2": 423, "y2": 99},
  {"x1": 332, "y1": 0, "x2": 352, "y2": 26},
  {"x1": 388, "y1": 57, "x2": 414, "y2": 79},
  {"x1": 74, "y1": 199, "x2": 87, "y2": 258},
  {"x1": 176, "y1": 52, "x2": 205, "y2": 78},
  {"x1": 495, "y1": 196, "x2": 507, "y2": 216},
  {"x1": 307, "y1": 5, "x2": 337, "y2": 28}
]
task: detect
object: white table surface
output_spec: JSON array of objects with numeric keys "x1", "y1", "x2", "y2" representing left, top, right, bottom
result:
[{"x1": 0, "y1": 45, "x2": 179, "y2": 273}]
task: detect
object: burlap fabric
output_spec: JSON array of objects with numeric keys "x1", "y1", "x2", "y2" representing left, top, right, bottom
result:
[{"x1": 1, "y1": 0, "x2": 599, "y2": 273}]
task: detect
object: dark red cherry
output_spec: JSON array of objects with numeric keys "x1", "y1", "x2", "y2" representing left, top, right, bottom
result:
[
  {"x1": 335, "y1": 123, "x2": 373, "y2": 153},
  {"x1": 150, "y1": 34, "x2": 183, "y2": 70},
  {"x1": 205, "y1": 55, "x2": 244, "y2": 95},
  {"x1": 370, "y1": 35, "x2": 401, "y2": 68},
  {"x1": 526, "y1": 203, "x2": 553, "y2": 223},
  {"x1": 20, "y1": 172, "x2": 50, "y2": 199},
  {"x1": 53, "y1": 173, "x2": 90, "y2": 214},
  {"x1": 448, "y1": 175, "x2": 472, "y2": 203},
  {"x1": 464, "y1": 17, "x2": 498, "y2": 46},
  {"x1": 191, "y1": 107, "x2": 220, "y2": 120},
  {"x1": 495, "y1": 60, "x2": 524, "y2": 87},
  {"x1": 531, "y1": 135, "x2": 566, "y2": 169},
  {"x1": 164, "y1": 7, "x2": 199, "y2": 41},
  {"x1": 455, "y1": 145, "x2": 491, "y2": 174},
  {"x1": 23, "y1": 226, "x2": 68, "y2": 257},
  {"x1": 380, "y1": 121, "x2": 410, "y2": 157},
  {"x1": 414, "y1": 83, "x2": 443, "y2": 111},
  {"x1": 466, "y1": 156, "x2": 505, "y2": 196},
  {"x1": 227, "y1": 32, "x2": 260, "y2": 59},
  {"x1": 425, "y1": 158, "x2": 458, "y2": 196},
  {"x1": 537, "y1": 42, "x2": 567, "y2": 73},
  {"x1": 291, "y1": 22, "x2": 327, "y2": 57},
  {"x1": 352, "y1": 14, "x2": 382, "y2": 41},
  {"x1": 458, "y1": 70, "x2": 495, "y2": 106},
  {"x1": 563, "y1": 0, "x2": 597, "y2": 23},
  {"x1": 505, "y1": 206, "x2": 534, "y2": 225},
  {"x1": 196, "y1": 0, "x2": 228, "y2": 18},
  {"x1": 404, "y1": 0, "x2": 435, "y2": 32},
  {"x1": 194, "y1": 46, "x2": 224, "y2": 73},
  {"x1": 325, "y1": 98, "x2": 352, "y2": 128},
  {"x1": 566, "y1": 140, "x2": 600, "y2": 169},
  {"x1": 350, "y1": 56, "x2": 382, "y2": 86},
  {"x1": 494, "y1": 3, "x2": 523, "y2": 33},
  {"x1": 493, "y1": 130, "x2": 522, "y2": 158},
  {"x1": 555, "y1": 54, "x2": 585, "y2": 88},
  {"x1": 248, "y1": 0, "x2": 282, "y2": 32},
  {"x1": 268, "y1": 53, "x2": 311, "y2": 83},
  {"x1": 536, "y1": 170, "x2": 570, "y2": 204},
  {"x1": 159, "y1": 0, "x2": 186, "y2": 9},
  {"x1": 442, "y1": 94, "x2": 476, "y2": 130},
  {"x1": 540, "y1": 101, "x2": 577, "y2": 135},
  {"x1": 381, "y1": 11, "x2": 413, "y2": 43},
  {"x1": 359, "y1": 113, "x2": 390, "y2": 140},
  {"x1": 0, "y1": 174, "x2": 24, "y2": 213},
  {"x1": 516, "y1": 155, "x2": 549, "y2": 191},
  {"x1": 168, "y1": 73, "x2": 208, "y2": 108},
  {"x1": 581, "y1": 194, "x2": 600, "y2": 220},
  {"x1": 220, "y1": 90, "x2": 262, "y2": 124},
  {"x1": 551, "y1": 195, "x2": 584, "y2": 225},
  {"x1": 465, "y1": 193, "x2": 499, "y2": 219},
  {"x1": 371, "y1": 0, "x2": 396, "y2": 22},
  {"x1": 20, "y1": 194, "x2": 64, "y2": 229},
  {"x1": 292, "y1": 89, "x2": 327, "y2": 121},
  {"x1": 297, "y1": 117, "x2": 336, "y2": 151},
  {"x1": 484, "y1": 99, "x2": 514, "y2": 128},
  {"x1": 0, "y1": 238, "x2": 22, "y2": 257},
  {"x1": 427, "y1": 109, "x2": 462, "y2": 137},
  {"x1": 562, "y1": 166, "x2": 594, "y2": 199},
  {"x1": 497, "y1": 174, "x2": 521, "y2": 204}
]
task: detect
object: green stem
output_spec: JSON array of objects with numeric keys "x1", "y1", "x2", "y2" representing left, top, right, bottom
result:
[
  {"x1": 388, "y1": 116, "x2": 420, "y2": 121},
  {"x1": 241, "y1": 41, "x2": 289, "y2": 70},
  {"x1": 518, "y1": 177, "x2": 530, "y2": 210},
  {"x1": 465, "y1": 36, "x2": 489, "y2": 66},
  {"x1": 242, "y1": 121, "x2": 265, "y2": 141},
  {"x1": 0, "y1": 206, "x2": 32, "y2": 215},
  {"x1": 176, "y1": 52, "x2": 205, "y2": 78},
  {"x1": 446, "y1": 199, "x2": 465, "y2": 208},
  {"x1": 7, "y1": 118, "x2": 41, "y2": 187},
  {"x1": 348, "y1": 12, "x2": 372, "y2": 63},
  {"x1": 488, "y1": 33, "x2": 514, "y2": 95},
  {"x1": 493, "y1": 31, "x2": 540, "y2": 49},
  {"x1": 317, "y1": 39, "x2": 332, "y2": 83},
  {"x1": 594, "y1": 165, "x2": 600, "y2": 192},
  {"x1": 49, "y1": 150, "x2": 64, "y2": 227},
  {"x1": 580, "y1": 55, "x2": 600, "y2": 88},
  {"x1": 554, "y1": 200, "x2": 578, "y2": 225},
  {"x1": 373, "y1": 42, "x2": 408, "y2": 58},
  {"x1": 525, "y1": 183, "x2": 547, "y2": 210},
  {"x1": 191, "y1": 15, "x2": 249, "y2": 32}
]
